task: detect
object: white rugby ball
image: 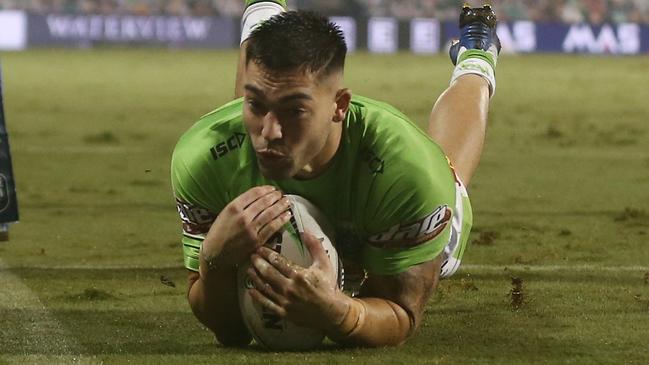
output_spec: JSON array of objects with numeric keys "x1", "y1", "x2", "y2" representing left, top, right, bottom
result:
[{"x1": 237, "y1": 194, "x2": 343, "y2": 351}]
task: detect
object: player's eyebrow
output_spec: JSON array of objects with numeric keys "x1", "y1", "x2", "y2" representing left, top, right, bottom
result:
[{"x1": 244, "y1": 84, "x2": 313, "y2": 103}]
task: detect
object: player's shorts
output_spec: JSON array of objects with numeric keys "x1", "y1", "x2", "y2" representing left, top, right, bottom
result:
[{"x1": 439, "y1": 177, "x2": 472, "y2": 278}]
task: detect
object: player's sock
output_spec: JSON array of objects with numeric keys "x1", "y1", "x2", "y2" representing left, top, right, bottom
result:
[
  {"x1": 241, "y1": 0, "x2": 287, "y2": 44},
  {"x1": 449, "y1": 5, "x2": 501, "y2": 97}
]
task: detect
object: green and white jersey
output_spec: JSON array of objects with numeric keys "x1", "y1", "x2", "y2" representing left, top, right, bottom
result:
[{"x1": 171, "y1": 95, "x2": 472, "y2": 278}]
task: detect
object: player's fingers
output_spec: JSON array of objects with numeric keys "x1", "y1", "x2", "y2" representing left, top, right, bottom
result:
[
  {"x1": 256, "y1": 246, "x2": 301, "y2": 279},
  {"x1": 233, "y1": 185, "x2": 277, "y2": 210},
  {"x1": 253, "y1": 195, "x2": 291, "y2": 230},
  {"x1": 243, "y1": 190, "x2": 283, "y2": 224},
  {"x1": 248, "y1": 287, "x2": 287, "y2": 318},
  {"x1": 300, "y1": 232, "x2": 332, "y2": 272},
  {"x1": 257, "y1": 210, "x2": 292, "y2": 244},
  {"x1": 251, "y1": 251, "x2": 300, "y2": 295},
  {"x1": 246, "y1": 266, "x2": 286, "y2": 306}
]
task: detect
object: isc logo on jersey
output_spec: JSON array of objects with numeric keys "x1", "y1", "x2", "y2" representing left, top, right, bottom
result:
[{"x1": 368, "y1": 205, "x2": 452, "y2": 248}]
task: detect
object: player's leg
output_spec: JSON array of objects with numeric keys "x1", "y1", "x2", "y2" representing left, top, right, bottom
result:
[
  {"x1": 234, "y1": 0, "x2": 287, "y2": 98},
  {"x1": 428, "y1": 75, "x2": 489, "y2": 187},
  {"x1": 427, "y1": 5, "x2": 500, "y2": 187},
  {"x1": 430, "y1": 6, "x2": 500, "y2": 279}
]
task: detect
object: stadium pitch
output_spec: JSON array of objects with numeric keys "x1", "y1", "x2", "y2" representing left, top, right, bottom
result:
[{"x1": 0, "y1": 49, "x2": 648, "y2": 364}]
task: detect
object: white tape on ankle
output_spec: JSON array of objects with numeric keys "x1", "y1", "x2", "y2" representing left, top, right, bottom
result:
[{"x1": 450, "y1": 58, "x2": 497, "y2": 97}]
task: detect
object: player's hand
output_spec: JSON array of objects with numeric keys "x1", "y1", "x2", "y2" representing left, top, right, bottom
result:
[
  {"x1": 201, "y1": 185, "x2": 292, "y2": 272},
  {"x1": 246, "y1": 232, "x2": 348, "y2": 330}
]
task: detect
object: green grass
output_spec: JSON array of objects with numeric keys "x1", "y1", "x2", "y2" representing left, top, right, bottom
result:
[{"x1": 0, "y1": 49, "x2": 648, "y2": 364}]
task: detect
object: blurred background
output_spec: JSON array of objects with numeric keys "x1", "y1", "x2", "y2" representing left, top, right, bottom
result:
[
  {"x1": 3, "y1": 0, "x2": 649, "y2": 53},
  {"x1": 0, "y1": 0, "x2": 649, "y2": 55},
  {"x1": 1, "y1": 0, "x2": 649, "y2": 24}
]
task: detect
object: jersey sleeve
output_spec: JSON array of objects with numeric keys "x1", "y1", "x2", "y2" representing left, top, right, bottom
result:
[
  {"x1": 171, "y1": 137, "x2": 227, "y2": 272},
  {"x1": 170, "y1": 98, "x2": 268, "y2": 272},
  {"x1": 360, "y1": 166, "x2": 457, "y2": 276}
]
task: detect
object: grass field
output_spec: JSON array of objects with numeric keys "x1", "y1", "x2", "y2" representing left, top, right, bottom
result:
[{"x1": 0, "y1": 49, "x2": 648, "y2": 365}]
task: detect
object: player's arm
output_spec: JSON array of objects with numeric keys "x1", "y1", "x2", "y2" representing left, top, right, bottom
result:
[
  {"x1": 325, "y1": 256, "x2": 443, "y2": 346},
  {"x1": 184, "y1": 186, "x2": 292, "y2": 346},
  {"x1": 324, "y1": 164, "x2": 457, "y2": 345},
  {"x1": 180, "y1": 201, "x2": 251, "y2": 346},
  {"x1": 187, "y1": 267, "x2": 248, "y2": 346}
]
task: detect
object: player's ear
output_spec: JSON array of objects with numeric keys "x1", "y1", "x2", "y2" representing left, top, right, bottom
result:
[{"x1": 333, "y1": 88, "x2": 351, "y2": 123}]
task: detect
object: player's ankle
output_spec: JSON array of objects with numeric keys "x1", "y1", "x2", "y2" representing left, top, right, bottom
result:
[
  {"x1": 241, "y1": 1, "x2": 286, "y2": 44},
  {"x1": 450, "y1": 49, "x2": 497, "y2": 97},
  {"x1": 458, "y1": 49, "x2": 496, "y2": 69}
]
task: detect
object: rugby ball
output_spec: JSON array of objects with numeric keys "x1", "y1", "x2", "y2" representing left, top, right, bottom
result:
[{"x1": 237, "y1": 194, "x2": 343, "y2": 350}]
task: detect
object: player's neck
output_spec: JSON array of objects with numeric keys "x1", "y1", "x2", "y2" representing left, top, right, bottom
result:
[{"x1": 294, "y1": 122, "x2": 343, "y2": 180}]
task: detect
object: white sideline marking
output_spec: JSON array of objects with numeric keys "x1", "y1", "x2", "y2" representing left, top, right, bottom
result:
[
  {"x1": 5, "y1": 263, "x2": 648, "y2": 272},
  {"x1": 0, "y1": 258, "x2": 81, "y2": 359},
  {"x1": 461, "y1": 264, "x2": 649, "y2": 273}
]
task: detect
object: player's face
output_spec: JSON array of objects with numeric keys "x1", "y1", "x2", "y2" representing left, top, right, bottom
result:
[{"x1": 243, "y1": 63, "x2": 349, "y2": 180}]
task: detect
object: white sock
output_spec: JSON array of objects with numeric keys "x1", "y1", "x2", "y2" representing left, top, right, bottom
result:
[
  {"x1": 241, "y1": 2, "x2": 285, "y2": 45},
  {"x1": 449, "y1": 46, "x2": 498, "y2": 97}
]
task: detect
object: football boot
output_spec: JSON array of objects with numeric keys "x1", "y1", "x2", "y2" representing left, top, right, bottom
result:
[{"x1": 449, "y1": 5, "x2": 501, "y2": 66}]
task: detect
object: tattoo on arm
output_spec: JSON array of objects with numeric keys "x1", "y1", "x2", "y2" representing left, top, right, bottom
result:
[
  {"x1": 359, "y1": 256, "x2": 443, "y2": 334},
  {"x1": 202, "y1": 253, "x2": 220, "y2": 272}
]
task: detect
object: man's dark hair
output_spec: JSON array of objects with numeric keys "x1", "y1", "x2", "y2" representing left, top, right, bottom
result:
[{"x1": 246, "y1": 11, "x2": 347, "y2": 77}]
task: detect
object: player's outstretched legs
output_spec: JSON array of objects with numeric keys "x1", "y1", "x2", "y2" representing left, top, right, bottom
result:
[{"x1": 427, "y1": 5, "x2": 500, "y2": 187}]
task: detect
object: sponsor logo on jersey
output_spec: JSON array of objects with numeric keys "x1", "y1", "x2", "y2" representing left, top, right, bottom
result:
[
  {"x1": 368, "y1": 205, "x2": 452, "y2": 248},
  {"x1": 175, "y1": 198, "x2": 217, "y2": 235},
  {"x1": 209, "y1": 132, "x2": 246, "y2": 160}
]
